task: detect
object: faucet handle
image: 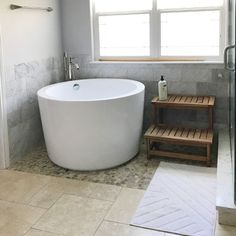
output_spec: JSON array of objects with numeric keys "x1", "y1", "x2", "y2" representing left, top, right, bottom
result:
[
  {"x1": 70, "y1": 56, "x2": 78, "y2": 61},
  {"x1": 63, "y1": 52, "x2": 68, "y2": 58},
  {"x1": 69, "y1": 57, "x2": 79, "y2": 70}
]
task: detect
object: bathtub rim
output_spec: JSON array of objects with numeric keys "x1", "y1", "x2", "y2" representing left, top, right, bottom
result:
[{"x1": 37, "y1": 78, "x2": 145, "y2": 102}]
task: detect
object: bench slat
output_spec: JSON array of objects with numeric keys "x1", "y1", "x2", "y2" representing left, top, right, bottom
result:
[
  {"x1": 145, "y1": 125, "x2": 213, "y2": 144},
  {"x1": 152, "y1": 95, "x2": 215, "y2": 108}
]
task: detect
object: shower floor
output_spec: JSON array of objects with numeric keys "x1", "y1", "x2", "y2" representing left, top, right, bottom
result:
[{"x1": 9, "y1": 142, "x2": 217, "y2": 190}]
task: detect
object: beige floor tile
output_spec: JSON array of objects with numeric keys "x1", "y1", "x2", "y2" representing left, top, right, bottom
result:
[
  {"x1": 25, "y1": 228, "x2": 61, "y2": 236},
  {"x1": 215, "y1": 229, "x2": 233, "y2": 236},
  {"x1": 33, "y1": 194, "x2": 112, "y2": 236},
  {"x1": 95, "y1": 221, "x2": 165, "y2": 236},
  {"x1": 0, "y1": 170, "x2": 50, "y2": 204},
  {"x1": 0, "y1": 219, "x2": 30, "y2": 236},
  {"x1": 215, "y1": 222, "x2": 236, "y2": 231},
  {"x1": 105, "y1": 188, "x2": 145, "y2": 224},
  {"x1": 215, "y1": 223, "x2": 236, "y2": 236},
  {"x1": 29, "y1": 188, "x2": 63, "y2": 209},
  {"x1": 88, "y1": 183, "x2": 121, "y2": 202},
  {"x1": 28, "y1": 177, "x2": 92, "y2": 209},
  {"x1": 29, "y1": 177, "x2": 121, "y2": 209},
  {"x1": 0, "y1": 200, "x2": 46, "y2": 236},
  {"x1": 41, "y1": 177, "x2": 94, "y2": 197}
]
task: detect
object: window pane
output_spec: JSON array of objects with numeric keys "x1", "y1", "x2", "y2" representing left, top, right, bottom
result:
[
  {"x1": 95, "y1": 0, "x2": 152, "y2": 13},
  {"x1": 158, "y1": 0, "x2": 223, "y2": 9},
  {"x1": 161, "y1": 11, "x2": 220, "y2": 56},
  {"x1": 99, "y1": 14, "x2": 150, "y2": 56}
]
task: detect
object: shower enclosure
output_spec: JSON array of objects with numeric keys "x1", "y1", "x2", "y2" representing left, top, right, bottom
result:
[{"x1": 226, "y1": 0, "x2": 236, "y2": 204}]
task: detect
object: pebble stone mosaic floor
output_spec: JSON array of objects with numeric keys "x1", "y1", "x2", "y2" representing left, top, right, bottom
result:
[{"x1": 9, "y1": 140, "x2": 217, "y2": 190}]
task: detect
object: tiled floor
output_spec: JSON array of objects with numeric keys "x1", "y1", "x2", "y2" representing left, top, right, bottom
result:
[{"x1": 0, "y1": 170, "x2": 235, "y2": 236}]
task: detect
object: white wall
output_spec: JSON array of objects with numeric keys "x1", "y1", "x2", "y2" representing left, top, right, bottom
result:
[
  {"x1": 0, "y1": 0, "x2": 62, "y2": 66},
  {"x1": 0, "y1": 28, "x2": 9, "y2": 168},
  {"x1": 0, "y1": 0, "x2": 63, "y2": 165},
  {"x1": 61, "y1": 0, "x2": 92, "y2": 56}
]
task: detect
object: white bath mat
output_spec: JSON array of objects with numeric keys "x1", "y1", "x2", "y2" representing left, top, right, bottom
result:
[{"x1": 131, "y1": 162, "x2": 217, "y2": 236}]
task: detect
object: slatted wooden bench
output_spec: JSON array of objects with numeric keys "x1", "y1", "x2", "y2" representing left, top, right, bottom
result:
[
  {"x1": 152, "y1": 95, "x2": 215, "y2": 129},
  {"x1": 144, "y1": 95, "x2": 215, "y2": 166}
]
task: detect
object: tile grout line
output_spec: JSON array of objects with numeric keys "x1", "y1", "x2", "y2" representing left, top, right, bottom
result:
[
  {"x1": 92, "y1": 219, "x2": 106, "y2": 236},
  {"x1": 28, "y1": 190, "x2": 64, "y2": 210},
  {"x1": 58, "y1": 192, "x2": 119, "y2": 203},
  {"x1": 0, "y1": 197, "x2": 48, "y2": 210},
  {"x1": 30, "y1": 191, "x2": 118, "y2": 234},
  {"x1": 24, "y1": 178, "x2": 52, "y2": 206},
  {"x1": 92, "y1": 188, "x2": 124, "y2": 236},
  {"x1": 23, "y1": 226, "x2": 32, "y2": 236},
  {"x1": 23, "y1": 227, "x2": 66, "y2": 236},
  {"x1": 98, "y1": 219, "x2": 171, "y2": 235},
  {"x1": 103, "y1": 186, "x2": 126, "y2": 220},
  {"x1": 102, "y1": 219, "x2": 134, "y2": 226},
  {"x1": 30, "y1": 192, "x2": 67, "y2": 232}
]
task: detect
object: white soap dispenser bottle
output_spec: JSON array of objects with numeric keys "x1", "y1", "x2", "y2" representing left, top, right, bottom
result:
[{"x1": 158, "y1": 75, "x2": 168, "y2": 100}]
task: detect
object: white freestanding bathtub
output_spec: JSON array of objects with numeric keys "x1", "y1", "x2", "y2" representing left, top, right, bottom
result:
[{"x1": 38, "y1": 78, "x2": 145, "y2": 170}]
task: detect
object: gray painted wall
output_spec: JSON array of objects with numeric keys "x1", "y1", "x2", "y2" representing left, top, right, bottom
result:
[
  {"x1": 1, "y1": 0, "x2": 63, "y2": 163},
  {"x1": 61, "y1": 0, "x2": 92, "y2": 56},
  {"x1": 61, "y1": 0, "x2": 230, "y2": 131}
]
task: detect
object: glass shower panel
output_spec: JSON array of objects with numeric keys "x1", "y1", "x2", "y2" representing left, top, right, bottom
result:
[{"x1": 228, "y1": 0, "x2": 236, "y2": 204}]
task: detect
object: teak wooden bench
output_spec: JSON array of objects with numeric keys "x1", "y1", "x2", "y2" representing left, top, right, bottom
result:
[{"x1": 144, "y1": 95, "x2": 215, "y2": 166}]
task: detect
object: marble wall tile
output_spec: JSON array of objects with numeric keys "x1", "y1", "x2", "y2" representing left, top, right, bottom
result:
[
  {"x1": 164, "y1": 109, "x2": 197, "y2": 124},
  {"x1": 168, "y1": 81, "x2": 197, "y2": 95},
  {"x1": 6, "y1": 54, "x2": 230, "y2": 162},
  {"x1": 212, "y1": 69, "x2": 230, "y2": 83},
  {"x1": 197, "y1": 82, "x2": 229, "y2": 97},
  {"x1": 153, "y1": 66, "x2": 183, "y2": 82},
  {"x1": 142, "y1": 81, "x2": 157, "y2": 130},
  {"x1": 8, "y1": 116, "x2": 44, "y2": 161},
  {"x1": 127, "y1": 67, "x2": 154, "y2": 81},
  {"x1": 181, "y1": 66, "x2": 212, "y2": 82},
  {"x1": 6, "y1": 57, "x2": 64, "y2": 163},
  {"x1": 76, "y1": 54, "x2": 229, "y2": 131},
  {"x1": 215, "y1": 97, "x2": 229, "y2": 110}
]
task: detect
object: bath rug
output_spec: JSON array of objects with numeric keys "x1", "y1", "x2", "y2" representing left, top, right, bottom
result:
[{"x1": 131, "y1": 162, "x2": 217, "y2": 236}]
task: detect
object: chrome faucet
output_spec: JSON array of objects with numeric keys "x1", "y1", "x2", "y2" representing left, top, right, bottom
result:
[{"x1": 63, "y1": 52, "x2": 80, "y2": 80}]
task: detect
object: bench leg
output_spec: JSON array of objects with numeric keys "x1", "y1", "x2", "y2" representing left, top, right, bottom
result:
[
  {"x1": 146, "y1": 139, "x2": 151, "y2": 160},
  {"x1": 207, "y1": 144, "x2": 211, "y2": 167}
]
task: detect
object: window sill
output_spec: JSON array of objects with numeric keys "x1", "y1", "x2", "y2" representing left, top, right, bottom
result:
[{"x1": 89, "y1": 60, "x2": 224, "y2": 65}]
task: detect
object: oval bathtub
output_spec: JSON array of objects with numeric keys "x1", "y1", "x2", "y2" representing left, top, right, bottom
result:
[{"x1": 38, "y1": 78, "x2": 145, "y2": 170}]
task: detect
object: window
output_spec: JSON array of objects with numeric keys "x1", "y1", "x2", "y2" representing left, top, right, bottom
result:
[
  {"x1": 99, "y1": 14, "x2": 150, "y2": 56},
  {"x1": 92, "y1": 0, "x2": 225, "y2": 61}
]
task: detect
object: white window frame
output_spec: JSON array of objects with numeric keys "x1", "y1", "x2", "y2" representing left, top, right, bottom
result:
[{"x1": 91, "y1": 0, "x2": 227, "y2": 61}]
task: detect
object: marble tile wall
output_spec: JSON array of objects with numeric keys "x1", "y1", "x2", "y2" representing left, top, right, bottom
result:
[
  {"x1": 5, "y1": 55, "x2": 229, "y2": 163},
  {"x1": 74, "y1": 55, "x2": 230, "y2": 131},
  {"x1": 5, "y1": 57, "x2": 64, "y2": 163}
]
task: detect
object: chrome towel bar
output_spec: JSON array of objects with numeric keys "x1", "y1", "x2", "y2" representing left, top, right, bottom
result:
[{"x1": 10, "y1": 4, "x2": 53, "y2": 12}]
